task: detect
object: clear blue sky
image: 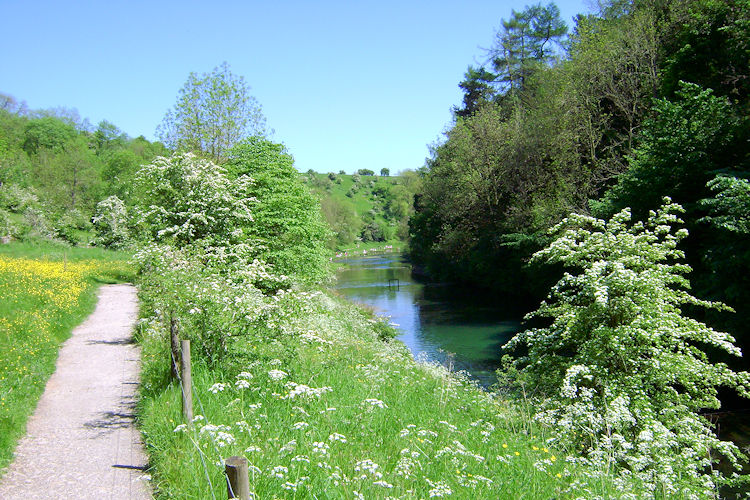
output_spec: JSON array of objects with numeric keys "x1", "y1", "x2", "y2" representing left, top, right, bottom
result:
[{"x1": 1, "y1": 0, "x2": 592, "y2": 174}]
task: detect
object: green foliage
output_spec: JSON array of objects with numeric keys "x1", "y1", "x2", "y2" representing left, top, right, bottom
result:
[
  {"x1": 595, "y1": 82, "x2": 743, "y2": 221},
  {"x1": 380, "y1": 167, "x2": 390, "y2": 176},
  {"x1": 157, "y1": 62, "x2": 267, "y2": 160},
  {"x1": 662, "y1": 0, "x2": 750, "y2": 110},
  {"x1": 489, "y1": 2, "x2": 568, "y2": 93},
  {"x1": 21, "y1": 117, "x2": 76, "y2": 155},
  {"x1": 321, "y1": 196, "x2": 360, "y2": 248},
  {"x1": 502, "y1": 200, "x2": 750, "y2": 495},
  {"x1": 226, "y1": 138, "x2": 331, "y2": 284},
  {"x1": 0, "y1": 96, "x2": 166, "y2": 247},
  {"x1": 700, "y1": 175, "x2": 750, "y2": 234},
  {"x1": 307, "y1": 170, "x2": 418, "y2": 250}
]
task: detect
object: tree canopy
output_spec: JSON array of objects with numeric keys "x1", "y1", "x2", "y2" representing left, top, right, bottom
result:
[{"x1": 157, "y1": 62, "x2": 267, "y2": 161}]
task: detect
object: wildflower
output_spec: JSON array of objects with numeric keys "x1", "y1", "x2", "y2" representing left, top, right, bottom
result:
[
  {"x1": 312, "y1": 441, "x2": 329, "y2": 455},
  {"x1": 363, "y1": 398, "x2": 388, "y2": 409},
  {"x1": 427, "y1": 479, "x2": 452, "y2": 497},
  {"x1": 328, "y1": 433, "x2": 347, "y2": 443},
  {"x1": 268, "y1": 369, "x2": 287, "y2": 381},
  {"x1": 209, "y1": 382, "x2": 228, "y2": 393},
  {"x1": 271, "y1": 465, "x2": 288, "y2": 479},
  {"x1": 173, "y1": 424, "x2": 187, "y2": 433},
  {"x1": 292, "y1": 421, "x2": 309, "y2": 430},
  {"x1": 215, "y1": 431, "x2": 235, "y2": 447},
  {"x1": 373, "y1": 480, "x2": 394, "y2": 488}
]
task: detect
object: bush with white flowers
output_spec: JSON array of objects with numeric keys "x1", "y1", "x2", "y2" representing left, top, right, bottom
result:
[
  {"x1": 502, "y1": 199, "x2": 750, "y2": 496},
  {"x1": 92, "y1": 195, "x2": 130, "y2": 249},
  {"x1": 131, "y1": 152, "x2": 253, "y2": 247}
]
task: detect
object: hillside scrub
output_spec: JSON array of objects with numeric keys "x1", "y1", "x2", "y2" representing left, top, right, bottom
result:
[{"x1": 305, "y1": 171, "x2": 420, "y2": 249}]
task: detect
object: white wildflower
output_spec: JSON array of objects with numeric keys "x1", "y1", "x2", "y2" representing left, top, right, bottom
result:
[
  {"x1": 268, "y1": 369, "x2": 288, "y2": 381},
  {"x1": 328, "y1": 433, "x2": 347, "y2": 443},
  {"x1": 208, "y1": 382, "x2": 228, "y2": 394}
]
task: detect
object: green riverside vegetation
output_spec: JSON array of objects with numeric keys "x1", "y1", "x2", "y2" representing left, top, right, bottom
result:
[{"x1": 1, "y1": 4, "x2": 749, "y2": 497}]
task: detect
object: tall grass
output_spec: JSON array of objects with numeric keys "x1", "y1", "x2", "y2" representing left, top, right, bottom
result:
[
  {"x1": 136, "y1": 250, "x2": 627, "y2": 498},
  {"x1": 0, "y1": 242, "x2": 134, "y2": 471}
]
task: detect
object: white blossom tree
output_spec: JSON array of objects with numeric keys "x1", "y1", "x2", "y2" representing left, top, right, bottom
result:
[{"x1": 502, "y1": 199, "x2": 750, "y2": 496}]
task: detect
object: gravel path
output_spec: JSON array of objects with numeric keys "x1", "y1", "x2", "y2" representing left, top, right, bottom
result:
[{"x1": 0, "y1": 284, "x2": 151, "y2": 499}]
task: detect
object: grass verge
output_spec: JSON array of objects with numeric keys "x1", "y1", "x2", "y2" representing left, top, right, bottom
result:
[
  {"x1": 0, "y1": 241, "x2": 134, "y2": 471},
  {"x1": 136, "y1": 246, "x2": 624, "y2": 498}
]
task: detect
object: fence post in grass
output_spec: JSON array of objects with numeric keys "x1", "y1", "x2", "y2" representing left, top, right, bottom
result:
[
  {"x1": 180, "y1": 339, "x2": 193, "y2": 424},
  {"x1": 225, "y1": 456, "x2": 251, "y2": 500},
  {"x1": 170, "y1": 315, "x2": 180, "y2": 380}
]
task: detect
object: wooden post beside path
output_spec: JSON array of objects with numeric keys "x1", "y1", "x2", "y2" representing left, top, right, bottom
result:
[
  {"x1": 181, "y1": 339, "x2": 193, "y2": 424},
  {"x1": 170, "y1": 316, "x2": 180, "y2": 379},
  {"x1": 225, "y1": 456, "x2": 251, "y2": 500}
]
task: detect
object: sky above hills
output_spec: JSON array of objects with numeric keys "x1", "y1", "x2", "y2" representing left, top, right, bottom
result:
[{"x1": 2, "y1": 0, "x2": 592, "y2": 173}]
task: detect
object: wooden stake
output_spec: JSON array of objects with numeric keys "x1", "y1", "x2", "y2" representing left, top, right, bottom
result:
[
  {"x1": 170, "y1": 316, "x2": 180, "y2": 380},
  {"x1": 180, "y1": 340, "x2": 193, "y2": 424},
  {"x1": 225, "y1": 456, "x2": 251, "y2": 500}
]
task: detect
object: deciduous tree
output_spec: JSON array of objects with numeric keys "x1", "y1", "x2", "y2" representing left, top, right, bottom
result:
[{"x1": 157, "y1": 62, "x2": 267, "y2": 160}]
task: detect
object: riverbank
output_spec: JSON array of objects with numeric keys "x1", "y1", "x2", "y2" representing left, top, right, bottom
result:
[{"x1": 135, "y1": 245, "x2": 632, "y2": 498}]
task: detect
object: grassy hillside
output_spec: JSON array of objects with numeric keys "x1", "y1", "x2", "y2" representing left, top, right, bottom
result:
[{"x1": 302, "y1": 171, "x2": 419, "y2": 250}]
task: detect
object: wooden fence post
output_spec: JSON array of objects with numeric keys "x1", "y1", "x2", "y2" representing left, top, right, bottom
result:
[
  {"x1": 170, "y1": 315, "x2": 180, "y2": 379},
  {"x1": 225, "y1": 456, "x2": 251, "y2": 500},
  {"x1": 181, "y1": 340, "x2": 193, "y2": 424}
]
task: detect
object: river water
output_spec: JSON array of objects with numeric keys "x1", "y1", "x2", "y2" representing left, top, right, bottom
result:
[{"x1": 334, "y1": 251, "x2": 523, "y2": 386}]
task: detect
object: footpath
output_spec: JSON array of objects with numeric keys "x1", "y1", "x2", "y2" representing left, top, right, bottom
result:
[{"x1": 0, "y1": 284, "x2": 151, "y2": 499}]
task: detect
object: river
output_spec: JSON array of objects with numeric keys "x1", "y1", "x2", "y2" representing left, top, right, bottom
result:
[{"x1": 334, "y1": 251, "x2": 523, "y2": 386}]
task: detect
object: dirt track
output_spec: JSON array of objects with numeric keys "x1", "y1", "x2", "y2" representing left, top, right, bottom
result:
[{"x1": 0, "y1": 284, "x2": 151, "y2": 499}]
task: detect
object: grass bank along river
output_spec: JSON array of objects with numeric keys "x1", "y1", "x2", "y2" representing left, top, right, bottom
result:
[{"x1": 334, "y1": 251, "x2": 524, "y2": 386}]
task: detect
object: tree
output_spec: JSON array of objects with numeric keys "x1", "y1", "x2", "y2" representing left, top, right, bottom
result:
[
  {"x1": 594, "y1": 83, "x2": 742, "y2": 221},
  {"x1": 489, "y1": 2, "x2": 568, "y2": 93},
  {"x1": 380, "y1": 167, "x2": 390, "y2": 176},
  {"x1": 455, "y1": 66, "x2": 497, "y2": 117},
  {"x1": 92, "y1": 195, "x2": 130, "y2": 249},
  {"x1": 22, "y1": 117, "x2": 76, "y2": 155},
  {"x1": 157, "y1": 62, "x2": 267, "y2": 160},
  {"x1": 502, "y1": 200, "x2": 750, "y2": 496},
  {"x1": 225, "y1": 137, "x2": 330, "y2": 284}
]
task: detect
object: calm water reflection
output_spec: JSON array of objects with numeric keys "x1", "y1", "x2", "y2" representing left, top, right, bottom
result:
[{"x1": 334, "y1": 252, "x2": 522, "y2": 386}]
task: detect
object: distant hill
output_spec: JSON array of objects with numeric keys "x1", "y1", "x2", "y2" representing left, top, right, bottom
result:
[{"x1": 301, "y1": 170, "x2": 420, "y2": 250}]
